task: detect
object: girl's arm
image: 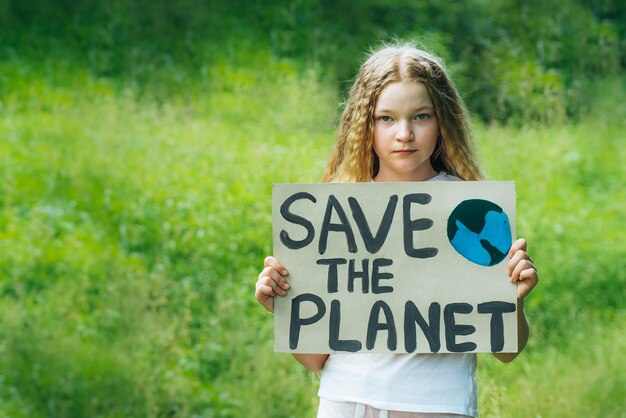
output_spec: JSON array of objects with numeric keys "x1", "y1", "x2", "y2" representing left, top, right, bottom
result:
[
  {"x1": 255, "y1": 257, "x2": 330, "y2": 372},
  {"x1": 492, "y1": 239, "x2": 538, "y2": 363},
  {"x1": 492, "y1": 299, "x2": 529, "y2": 363},
  {"x1": 292, "y1": 354, "x2": 330, "y2": 372}
]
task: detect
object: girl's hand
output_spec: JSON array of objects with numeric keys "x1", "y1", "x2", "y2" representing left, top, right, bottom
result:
[
  {"x1": 255, "y1": 256, "x2": 290, "y2": 312},
  {"x1": 506, "y1": 238, "x2": 538, "y2": 300}
]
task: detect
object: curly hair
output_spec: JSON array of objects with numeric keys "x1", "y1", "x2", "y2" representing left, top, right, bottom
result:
[{"x1": 323, "y1": 42, "x2": 484, "y2": 182}]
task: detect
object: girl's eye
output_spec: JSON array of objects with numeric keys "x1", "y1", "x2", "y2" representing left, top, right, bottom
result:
[
  {"x1": 415, "y1": 113, "x2": 430, "y2": 120},
  {"x1": 380, "y1": 116, "x2": 392, "y2": 122}
]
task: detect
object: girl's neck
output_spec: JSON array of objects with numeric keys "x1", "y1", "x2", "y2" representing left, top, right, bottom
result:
[{"x1": 373, "y1": 167, "x2": 440, "y2": 182}]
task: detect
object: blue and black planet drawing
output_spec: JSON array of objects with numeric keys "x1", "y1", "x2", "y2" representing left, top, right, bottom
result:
[{"x1": 447, "y1": 199, "x2": 512, "y2": 267}]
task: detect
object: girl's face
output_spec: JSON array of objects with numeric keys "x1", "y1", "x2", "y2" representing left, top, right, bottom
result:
[{"x1": 372, "y1": 81, "x2": 439, "y2": 182}]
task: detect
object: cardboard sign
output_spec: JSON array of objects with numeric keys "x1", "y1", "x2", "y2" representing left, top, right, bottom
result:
[{"x1": 272, "y1": 181, "x2": 517, "y2": 354}]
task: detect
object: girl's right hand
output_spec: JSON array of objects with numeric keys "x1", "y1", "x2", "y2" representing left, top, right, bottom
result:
[{"x1": 255, "y1": 256, "x2": 290, "y2": 312}]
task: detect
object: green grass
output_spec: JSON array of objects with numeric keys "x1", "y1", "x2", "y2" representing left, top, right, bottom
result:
[{"x1": 0, "y1": 51, "x2": 624, "y2": 417}]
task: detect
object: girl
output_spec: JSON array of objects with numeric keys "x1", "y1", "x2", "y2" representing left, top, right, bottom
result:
[{"x1": 255, "y1": 43, "x2": 538, "y2": 418}]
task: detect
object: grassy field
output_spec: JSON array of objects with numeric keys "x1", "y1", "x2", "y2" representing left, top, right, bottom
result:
[{"x1": 0, "y1": 52, "x2": 624, "y2": 417}]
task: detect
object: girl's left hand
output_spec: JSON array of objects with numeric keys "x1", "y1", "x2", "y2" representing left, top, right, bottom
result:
[{"x1": 506, "y1": 238, "x2": 539, "y2": 300}]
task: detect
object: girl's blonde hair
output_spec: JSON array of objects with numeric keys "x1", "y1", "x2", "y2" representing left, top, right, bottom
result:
[{"x1": 323, "y1": 43, "x2": 484, "y2": 182}]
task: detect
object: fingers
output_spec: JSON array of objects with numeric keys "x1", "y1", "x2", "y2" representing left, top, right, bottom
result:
[
  {"x1": 255, "y1": 281, "x2": 276, "y2": 312},
  {"x1": 517, "y1": 267, "x2": 539, "y2": 299},
  {"x1": 255, "y1": 256, "x2": 290, "y2": 313},
  {"x1": 506, "y1": 248, "x2": 533, "y2": 278},
  {"x1": 264, "y1": 256, "x2": 289, "y2": 276},
  {"x1": 508, "y1": 238, "x2": 527, "y2": 258},
  {"x1": 509, "y1": 257, "x2": 535, "y2": 283},
  {"x1": 506, "y1": 238, "x2": 539, "y2": 299},
  {"x1": 257, "y1": 268, "x2": 289, "y2": 297}
]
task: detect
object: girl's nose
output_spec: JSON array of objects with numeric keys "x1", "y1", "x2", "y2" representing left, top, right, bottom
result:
[{"x1": 395, "y1": 120, "x2": 414, "y2": 141}]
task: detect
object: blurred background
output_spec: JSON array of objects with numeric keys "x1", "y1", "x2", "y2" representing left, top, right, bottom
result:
[{"x1": 0, "y1": 0, "x2": 624, "y2": 417}]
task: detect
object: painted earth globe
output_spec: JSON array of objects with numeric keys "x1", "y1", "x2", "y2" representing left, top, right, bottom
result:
[{"x1": 447, "y1": 199, "x2": 512, "y2": 266}]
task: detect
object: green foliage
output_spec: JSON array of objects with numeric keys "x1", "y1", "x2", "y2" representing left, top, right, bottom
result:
[
  {"x1": 1, "y1": 0, "x2": 623, "y2": 122},
  {"x1": 0, "y1": 52, "x2": 334, "y2": 417},
  {"x1": 0, "y1": 2, "x2": 625, "y2": 416},
  {"x1": 478, "y1": 76, "x2": 625, "y2": 335}
]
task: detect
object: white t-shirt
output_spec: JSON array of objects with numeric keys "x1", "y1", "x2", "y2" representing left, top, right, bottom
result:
[{"x1": 318, "y1": 171, "x2": 478, "y2": 417}]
